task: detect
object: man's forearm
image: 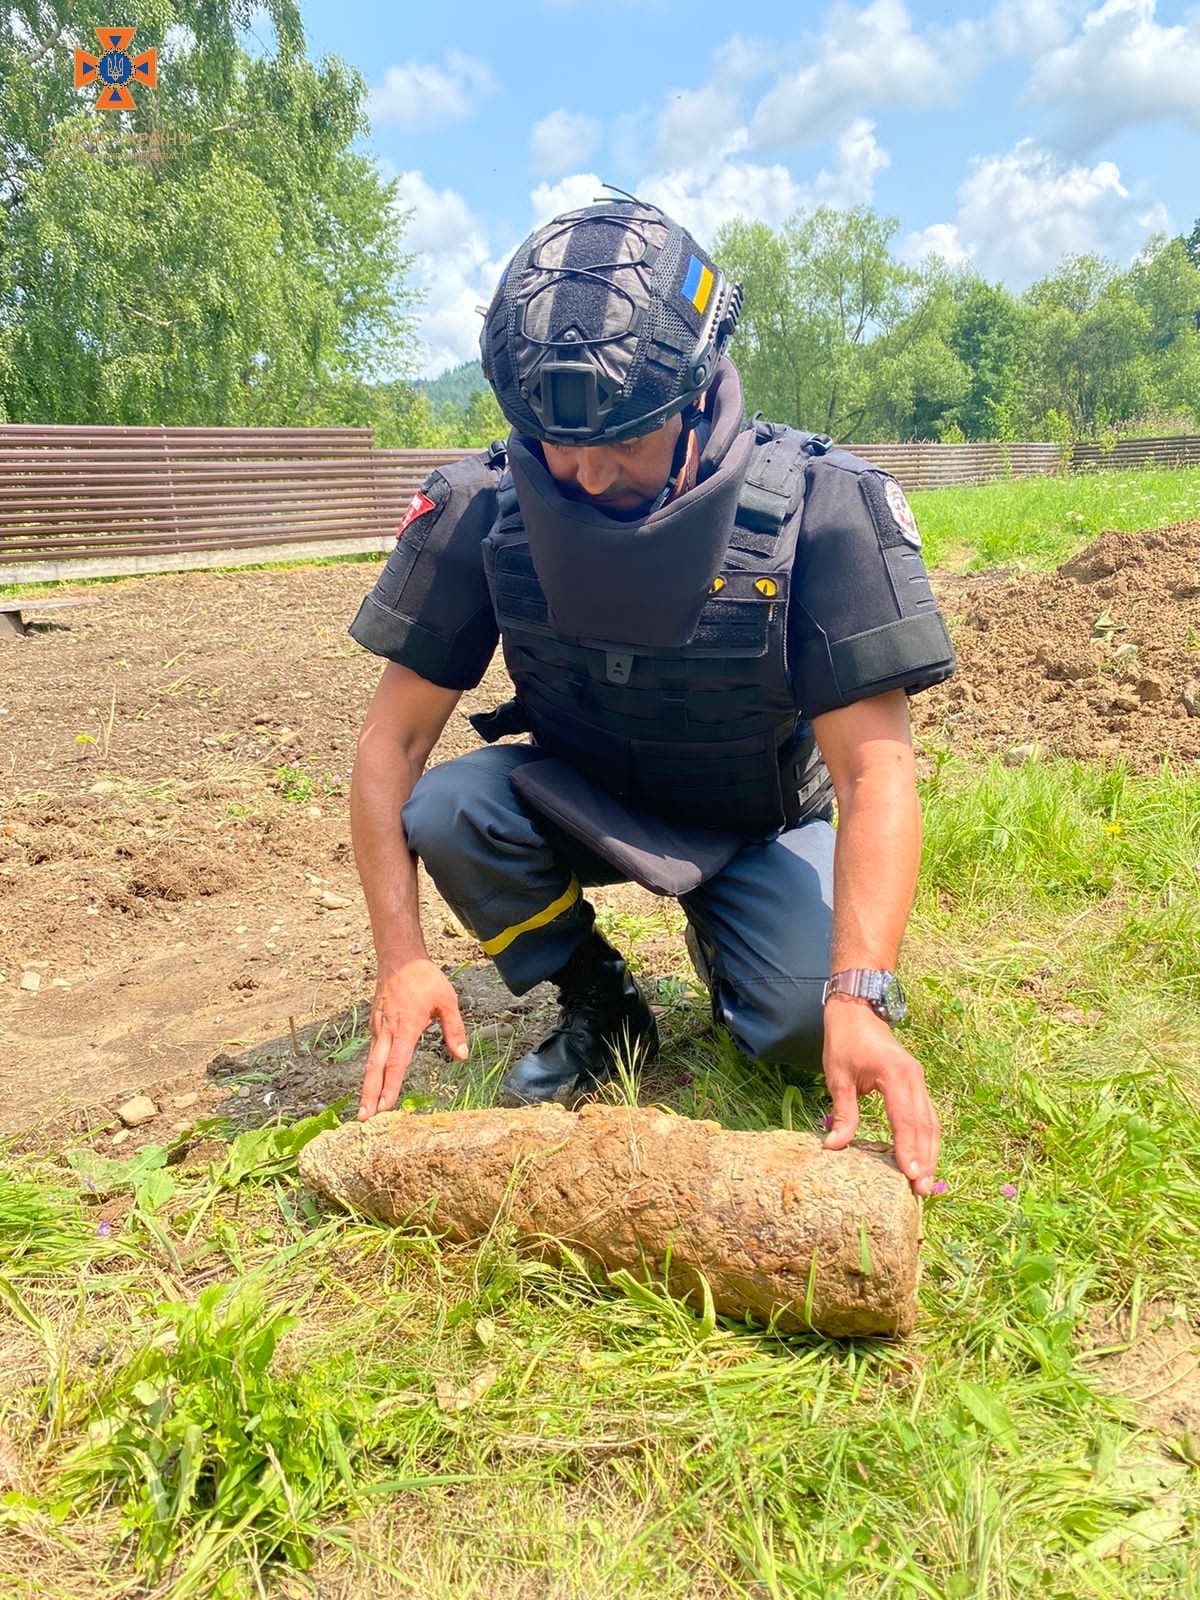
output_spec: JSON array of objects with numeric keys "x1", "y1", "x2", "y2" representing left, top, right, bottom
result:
[
  {"x1": 349, "y1": 735, "x2": 429, "y2": 969},
  {"x1": 828, "y1": 767, "x2": 921, "y2": 973}
]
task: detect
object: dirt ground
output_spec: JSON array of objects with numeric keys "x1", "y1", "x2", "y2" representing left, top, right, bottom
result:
[{"x1": 2, "y1": 521, "x2": 1199, "y2": 1149}]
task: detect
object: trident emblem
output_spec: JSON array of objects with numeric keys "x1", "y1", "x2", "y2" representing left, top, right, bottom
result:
[{"x1": 74, "y1": 27, "x2": 157, "y2": 111}]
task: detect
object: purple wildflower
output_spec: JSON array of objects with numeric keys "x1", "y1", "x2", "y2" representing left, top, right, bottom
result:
[
  {"x1": 96, "y1": 1220, "x2": 111, "y2": 1237},
  {"x1": 822, "y1": 1113, "x2": 835, "y2": 1131},
  {"x1": 679, "y1": 1072, "x2": 694, "y2": 1087},
  {"x1": 929, "y1": 1179, "x2": 949, "y2": 1196},
  {"x1": 1000, "y1": 1183, "x2": 1018, "y2": 1200}
]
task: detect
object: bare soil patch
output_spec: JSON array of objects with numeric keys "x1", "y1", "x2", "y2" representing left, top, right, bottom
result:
[
  {"x1": 915, "y1": 520, "x2": 1200, "y2": 766},
  {"x1": 2, "y1": 521, "x2": 1198, "y2": 1147},
  {"x1": 1083, "y1": 1301, "x2": 1200, "y2": 1458}
]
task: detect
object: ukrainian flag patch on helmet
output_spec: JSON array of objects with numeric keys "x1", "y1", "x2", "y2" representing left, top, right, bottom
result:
[{"x1": 682, "y1": 255, "x2": 714, "y2": 315}]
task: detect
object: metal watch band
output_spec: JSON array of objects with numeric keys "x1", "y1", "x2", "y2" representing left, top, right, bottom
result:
[{"x1": 822, "y1": 969, "x2": 907, "y2": 1024}]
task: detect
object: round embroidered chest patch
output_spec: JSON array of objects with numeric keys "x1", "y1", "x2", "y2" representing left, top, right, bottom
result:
[{"x1": 885, "y1": 478, "x2": 922, "y2": 548}]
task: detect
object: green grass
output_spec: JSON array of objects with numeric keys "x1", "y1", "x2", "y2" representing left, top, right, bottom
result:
[
  {"x1": 2, "y1": 755, "x2": 1198, "y2": 1598},
  {"x1": 911, "y1": 465, "x2": 1200, "y2": 570}
]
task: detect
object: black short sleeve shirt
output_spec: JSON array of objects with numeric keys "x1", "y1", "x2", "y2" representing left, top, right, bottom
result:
[
  {"x1": 786, "y1": 450, "x2": 955, "y2": 718},
  {"x1": 348, "y1": 454, "x2": 502, "y2": 690}
]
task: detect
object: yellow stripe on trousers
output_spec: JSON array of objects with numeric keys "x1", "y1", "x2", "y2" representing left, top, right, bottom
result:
[{"x1": 477, "y1": 878, "x2": 582, "y2": 957}]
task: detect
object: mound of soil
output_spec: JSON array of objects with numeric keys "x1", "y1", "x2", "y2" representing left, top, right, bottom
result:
[
  {"x1": 913, "y1": 519, "x2": 1200, "y2": 768},
  {"x1": 1, "y1": 520, "x2": 1198, "y2": 1142}
]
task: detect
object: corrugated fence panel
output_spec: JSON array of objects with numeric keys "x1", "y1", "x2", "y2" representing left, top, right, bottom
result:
[
  {"x1": 850, "y1": 442, "x2": 1065, "y2": 490},
  {"x1": 2, "y1": 427, "x2": 1198, "y2": 580},
  {"x1": 0, "y1": 428, "x2": 478, "y2": 570},
  {"x1": 1070, "y1": 437, "x2": 1200, "y2": 472}
]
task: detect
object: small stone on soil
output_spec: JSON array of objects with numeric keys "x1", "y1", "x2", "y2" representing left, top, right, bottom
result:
[
  {"x1": 19, "y1": 971, "x2": 41, "y2": 992},
  {"x1": 117, "y1": 1094, "x2": 158, "y2": 1127},
  {"x1": 1002, "y1": 743, "x2": 1038, "y2": 767},
  {"x1": 1134, "y1": 674, "x2": 1167, "y2": 703}
]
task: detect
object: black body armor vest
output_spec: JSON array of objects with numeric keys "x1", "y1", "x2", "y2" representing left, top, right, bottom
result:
[{"x1": 475, "y1": 421, "x2": 835, "y2": 840}]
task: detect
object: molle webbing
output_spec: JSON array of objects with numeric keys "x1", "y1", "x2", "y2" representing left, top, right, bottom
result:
[{"x1": 482, "y1": 425, "x2": 834, "y2": 837}]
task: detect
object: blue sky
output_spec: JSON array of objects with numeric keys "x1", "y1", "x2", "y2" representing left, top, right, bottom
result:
[{"x1": 296, "y1": 0, "x2": 1200, "y2": 377}]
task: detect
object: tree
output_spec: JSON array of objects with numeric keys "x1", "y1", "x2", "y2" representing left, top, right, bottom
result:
[
  {"x1": 717, "y1": 206, "x2": 944, "y2": 440},
  {"x1": 947, "y1": 279, "x2": 1024, "y2": 439},
  {"x1": 1184, "y1": 217, "x2": 1200, "y2": 271},
  {"x1": 1019, "y1": 257, "x2": 1153, "y2": 436},
  {"x1": 710, "y1": 217, "x2": 806, "y2": 425},
  {"x1": 0, "y1": 2, "x2": 413, "y2": 424},
  {"x1": 859, "y1": 267, "x2": 971, "y2": 442},
  {"x1": 1129, "y1": 235, "x2": 1200, "y2": 427}
]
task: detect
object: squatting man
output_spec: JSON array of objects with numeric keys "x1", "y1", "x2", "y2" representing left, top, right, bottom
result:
[{"x1": 347, "y1": 199, "x2": 956, "y2": 1197}]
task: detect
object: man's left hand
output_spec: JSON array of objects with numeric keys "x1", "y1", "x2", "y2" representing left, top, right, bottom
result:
[{"x1": 820, "y1": 999, "x2": 941, "y2": 1196}]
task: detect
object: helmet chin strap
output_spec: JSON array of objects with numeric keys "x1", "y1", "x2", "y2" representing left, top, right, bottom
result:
[{"x1": 646, "y1": 398, "x2": 704, "y2": 512}]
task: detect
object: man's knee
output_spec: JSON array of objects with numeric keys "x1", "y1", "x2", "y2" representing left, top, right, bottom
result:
[
  {"x1": 403, "y1": 747, "x2": 537, "y2": 870},
  {"x1": 720, "y1": 977, "x2": 826, "y2": 1073}
]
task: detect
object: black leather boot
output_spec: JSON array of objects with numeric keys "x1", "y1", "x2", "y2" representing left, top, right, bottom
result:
[{"x1": 499, "y1": 932, "x2": 659, "y2": 1105}]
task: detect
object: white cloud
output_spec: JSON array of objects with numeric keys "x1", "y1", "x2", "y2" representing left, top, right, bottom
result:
[
  {"x1": 530, "y1": 173, "x2": 607, "y2": 224},
  {"x1": 813, "y1": 118, "x2": 891, "y2": 207},
  {"x1": 642, "y1": 163, "x2": 808, "y2": 246},
  {"x1": 653, "y1": 83, "x2": 745, "y2": 171},
  {"x1": 987, "y1": 0, "x2": 1081, "y2": 56},
  {"x1": 1135, "y1": 201, "x2": 1172, "y2": 238},
  {"x1": 393, "y1": 173, "x2": 506, "y2": 377},
  {"x1": 368, "y1": 51, "x2": 497, "y2": 127},
  {"x1": 712, "y1": 33, "x2": 778, "y2": 90},
  {"x1": 519, "y1": 123, "x2": 889, "y2": 298},
  {"x1": 529, "y1": 109, "x2": 602, "y2": 178},
  {"x1": 640, "y1": 119, "x2": 891, "y2": 245},
  {"x1": 1027, "y1": 0, "x2": 1200, "y2": 151},
  {"x1": 899, "y1": 140, "x2": 1150, "y2": 285},
  {"x1": 901, "y1": 221, "x2": 972, "y2": 270},
  {"x1": 750, "y1": 0, "x2": 979, "y2": 149}
]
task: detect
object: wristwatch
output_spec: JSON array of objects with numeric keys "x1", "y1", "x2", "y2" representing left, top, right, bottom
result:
[{"x1": 822, "y1": 969, "x2": 908, "y2": 1025}]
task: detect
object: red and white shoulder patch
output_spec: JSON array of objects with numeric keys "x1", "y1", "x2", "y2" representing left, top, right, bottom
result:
[
  {"x1": 884, "y1": 479, "x2": 921, "y2": 548},
  {"x1": 397, "y1": 490, "x2": 437, "y2": 539}
]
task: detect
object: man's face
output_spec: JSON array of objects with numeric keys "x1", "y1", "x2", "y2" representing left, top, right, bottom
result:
[{"x1": 541, "y1": 415, "x2": 683, "y2": 514}]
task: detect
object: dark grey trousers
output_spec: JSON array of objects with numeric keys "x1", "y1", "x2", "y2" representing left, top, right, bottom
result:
[{"x1": 403, "y1": 745, "x2": 834, "y2": 1070}]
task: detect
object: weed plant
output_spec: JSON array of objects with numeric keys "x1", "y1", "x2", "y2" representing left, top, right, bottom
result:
[{"x1": 1, "y1": 759, "x2": 1199, "y2": 1598}]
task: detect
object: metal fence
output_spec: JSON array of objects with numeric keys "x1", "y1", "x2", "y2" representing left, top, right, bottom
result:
[
  {"x1": 3, "y1": 425, "x2": 1199, "y2": 584},
  {"x1": 863, "y1": 435, "x2": 1200, "y2": 486},
  {"x1": 0, "y1": 426, "x2": 473, "y2": 583}
]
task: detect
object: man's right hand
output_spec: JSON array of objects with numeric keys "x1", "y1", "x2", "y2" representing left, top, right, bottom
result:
[{"x1": 357, "y1": 958, "x2": 469, "y2": 1119}]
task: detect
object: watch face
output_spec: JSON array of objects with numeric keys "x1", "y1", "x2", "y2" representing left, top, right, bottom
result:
[{"x1": 881, "y1": 974, "x2": 907, "y2": 1024}]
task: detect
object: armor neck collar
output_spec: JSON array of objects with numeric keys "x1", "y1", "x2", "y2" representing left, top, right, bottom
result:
[{"x1": 505, "y1": 420, "x2": 754, "y2": 649}]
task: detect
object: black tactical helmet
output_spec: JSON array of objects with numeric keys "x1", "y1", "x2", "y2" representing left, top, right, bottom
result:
[{"x1": 480, "y1": 198, "x2": 742, "y2": 445}]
